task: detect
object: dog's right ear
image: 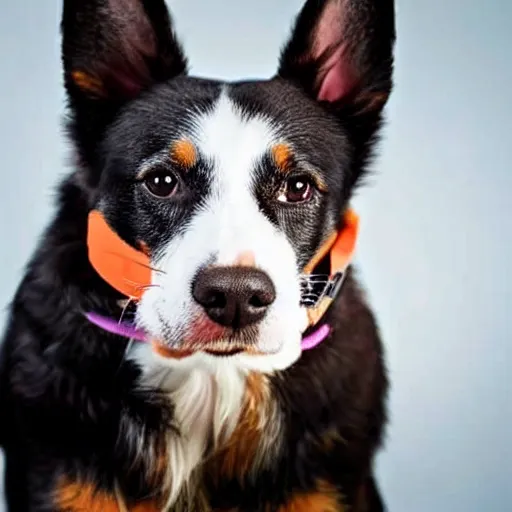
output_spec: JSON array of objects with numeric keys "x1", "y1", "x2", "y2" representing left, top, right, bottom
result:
[{"x1": 61, "y1": 0, "x2": 188, "y2": 170}]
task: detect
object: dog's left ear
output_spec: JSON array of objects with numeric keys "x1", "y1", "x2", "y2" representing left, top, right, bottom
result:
[
  {"x1": 61, "y1": 0, "x2": 188, "y2": 170},
  {"x1": 278, "y1": 0, "x2": 395, "y2": 179}
]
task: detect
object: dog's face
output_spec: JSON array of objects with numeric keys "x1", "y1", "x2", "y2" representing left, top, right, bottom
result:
[
  {"x1": 100, "y1": 79, "x2": 351, "y2": 371},
  {"x1": 63, "y1": 0, "x2": 394, "y2": 372}
]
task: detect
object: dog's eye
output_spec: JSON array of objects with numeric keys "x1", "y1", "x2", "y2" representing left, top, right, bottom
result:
[
  {"x1": 143, "y1": 169, "x2": 179, "y2": 198},
  {"x1": 278, "y1": 175, "x2": 314, "y2": 204}
]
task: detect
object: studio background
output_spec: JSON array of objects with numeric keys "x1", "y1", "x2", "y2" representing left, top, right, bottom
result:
[{"x1": 0, "y1": 1, "x2": 510, "y2": 510}]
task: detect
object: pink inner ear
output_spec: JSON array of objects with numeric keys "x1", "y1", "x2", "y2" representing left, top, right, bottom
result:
[
  {"x1": 313, "y1": 0, "x2": 357, "y2": 102},
  {"x1": 317, "y1": 46, "x2": 356, "y2": 102}
]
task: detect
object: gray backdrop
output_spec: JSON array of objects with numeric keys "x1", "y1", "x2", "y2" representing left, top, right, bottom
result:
[{"x1": 0, "y1": 0, "x2": 510, "y2": 510}]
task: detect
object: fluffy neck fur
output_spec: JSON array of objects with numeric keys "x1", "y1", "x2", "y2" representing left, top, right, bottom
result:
[{"x1": 129, "y1": 345, "x2": 282, "y2": 508}]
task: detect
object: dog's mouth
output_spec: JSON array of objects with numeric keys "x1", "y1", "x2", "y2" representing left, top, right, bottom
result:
[
  {"x1": 150, "y1": 329, "x2": 268, "y2": 359},
  {"x1": 152, "y1": 342, "x2": 245, "y2": 359},
  {"x1": 204, "y1": 348, "x2": 244, "y2": 356},
  {"x1": 85, "y1": 310, "x2": 330, "y2": 358},
  {"x1": 148, "y1": 311, "x2": 268, "y2": 358}
]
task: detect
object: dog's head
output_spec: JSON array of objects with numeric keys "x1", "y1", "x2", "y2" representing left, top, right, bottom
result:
[{"x1": 62, "y1": 0, "x2": 395, "y2": 372}]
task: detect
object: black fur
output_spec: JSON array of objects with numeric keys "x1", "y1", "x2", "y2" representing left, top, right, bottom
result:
[{"x1": 0, "y1": 0, "x2": 395, "y2": 510}]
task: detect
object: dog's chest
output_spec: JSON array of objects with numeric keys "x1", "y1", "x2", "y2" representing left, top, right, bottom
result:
[{"x1": 132, "y1": 351, "x2": 283, "y2": 509}]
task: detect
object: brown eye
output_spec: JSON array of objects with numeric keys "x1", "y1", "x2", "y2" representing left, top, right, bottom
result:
[
  {"x1": 278, "y1": 175, "x2": 314, "y2": 204},
  {"x1": 143, "y1": 169, "x2": 179, "y2": 198}
]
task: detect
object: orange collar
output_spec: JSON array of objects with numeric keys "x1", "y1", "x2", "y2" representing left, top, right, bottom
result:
[{"x1": 87, "y1": 210, "x2": 152, "y2": 300}]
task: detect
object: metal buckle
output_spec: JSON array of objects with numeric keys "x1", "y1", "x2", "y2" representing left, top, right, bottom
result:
[
  {"x1": 325, "y1": 271, "x2": 346, "y2": 299},
  {"x1": 299, "y1": 271, "x2": 346, "y2": 308}
]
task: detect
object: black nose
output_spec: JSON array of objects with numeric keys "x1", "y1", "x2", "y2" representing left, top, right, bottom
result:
[{"x1": 192, "y1": 266, "x2": 276, "y2": 329}]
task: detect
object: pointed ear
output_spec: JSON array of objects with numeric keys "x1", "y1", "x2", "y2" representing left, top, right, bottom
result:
[
  {"x1": 278, "y1": 0, "x2": 395, "y2": 116},
  {"x1": 61, "y1": 0, "x2": 188, "y2": 167}
]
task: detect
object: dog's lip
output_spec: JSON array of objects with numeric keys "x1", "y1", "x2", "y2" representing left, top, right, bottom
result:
[
  {"x1": 151, "y1": 341, "x2": 247, "y2": 359},
  {"x1": 204, "y1": 348, "x2": 244, "y2": 357}
]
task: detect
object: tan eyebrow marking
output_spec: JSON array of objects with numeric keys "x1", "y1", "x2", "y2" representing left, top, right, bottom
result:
[
  {"x1": 272, "y1": 143, "x2": 329, "y2": 193},
  {"x1": 170, "y1": 139, "x2": 197, "y2": 169},
  {"x1": 271, "y1": 143, "x2": 294, "y2": 173}
]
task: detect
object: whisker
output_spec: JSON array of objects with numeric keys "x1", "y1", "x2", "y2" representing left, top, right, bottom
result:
[
  {"x1": 118, "y1": 297, "x2": 134, "y2": 325},
  {"x1": 122, "y1": 278, "x2": 161, "y2": 292},
  {"x1": 103, "y1": 249, "x2": 167, "y2": 275},
  {"x1": 134, "y1": 283, "x2": 162, "y2": 292},
  {"x1": 123, "y1": 277, "x2": 145, "y2": 288},
  {"x1": 135, "y1": 262, "x2": 167, "y2": 275}
]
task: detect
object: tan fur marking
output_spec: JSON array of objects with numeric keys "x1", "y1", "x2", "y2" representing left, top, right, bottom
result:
[
  {"x1": 171, "y1": 139, "x2": 197, "y2": 169},
  {"x1": 151, "y1": 342, "x2": 194, "y2": 359},
  {"x1": 303, "y1": 231, "x2": 337, "y2": 274},
  {"x1": 130, "y1": 503, "x2": 161, "y2": 512},
  {"x1": 234, "y1": 250, "x2": 256, "y2": 267},
  {"x1": 71, "y1": 71, "x2": 105, "y2": 96},
  {"x1": 275, "y1": 481, "x2": 344, "y2": 512},
  {"x1": 209, "y1": 373, "x2": 267, "y2": 484},
  {"x1": 271, "y1": 143, "x2": 293, "y2": 172},
  {"x1": 57, "y1": 478, "x2": 121, "y2": 512},
  {"x1": 57, "y1": 478, "x2": 159, "y2": 512}
]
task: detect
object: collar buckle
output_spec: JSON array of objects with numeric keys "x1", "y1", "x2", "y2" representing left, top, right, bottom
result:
[
  {"x1": 324, "y1": 271, "x2": 346, "y2": 300},
  {"x1": 299, "y1": 271, "x2": 347, "y2": 309}
]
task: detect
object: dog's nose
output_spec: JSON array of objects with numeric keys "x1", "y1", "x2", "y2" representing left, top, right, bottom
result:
[{"x1": 192, "y1": 266, "x2": 276, "y2": 329}]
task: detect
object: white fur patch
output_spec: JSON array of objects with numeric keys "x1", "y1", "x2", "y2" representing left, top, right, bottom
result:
[{"x1": 131, "y1": 344, "x2": 247, "y2": 506}]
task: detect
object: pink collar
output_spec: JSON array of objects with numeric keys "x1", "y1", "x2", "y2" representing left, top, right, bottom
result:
[{"x1": 85, "y1": 312, "x2": 330, "y2": 353}]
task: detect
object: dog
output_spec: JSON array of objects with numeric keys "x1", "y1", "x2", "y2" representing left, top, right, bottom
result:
[{"x1": 0, "y1": 0, "x2": 396, "y2": 510}]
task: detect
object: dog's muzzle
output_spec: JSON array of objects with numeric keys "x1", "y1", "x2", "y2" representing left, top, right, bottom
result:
[{"x1": 84, "y1": 208, "x2": 359, "y2": 352}]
